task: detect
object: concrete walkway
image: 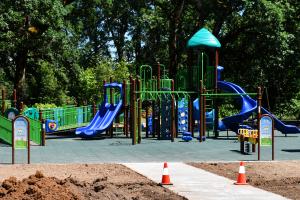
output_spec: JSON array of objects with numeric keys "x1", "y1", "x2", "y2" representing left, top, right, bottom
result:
[{"x1": 124, "y1": 162, "x2": 288, "y2": 200}]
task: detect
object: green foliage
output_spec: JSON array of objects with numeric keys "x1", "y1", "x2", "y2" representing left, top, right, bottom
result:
[
  {"x1": 33, "y1": 103, "x2": 57, "y2": 109},
  {"x1": 74, "y1": 59, "x2": 130, "y2": 104},
  {"x1": 290, "y1": 93, "x2": 300, "y2": 120},
  {"x1": 275, "y1": 92, "x2": 300, "y2": 120},
  {"x1": 219, "y1": 104, "x2": 239, "y2": 119},
  {"x1": 0, "y1": 0, "x2": 298, "y2": 117}
]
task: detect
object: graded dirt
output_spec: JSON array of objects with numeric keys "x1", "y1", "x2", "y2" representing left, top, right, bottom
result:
[
  {"x1": 0, "y1": 164, "x2": 186, "y2": 200},
  {"x1": 189, "y1": 161, "x2": 300, "y2": 200}
]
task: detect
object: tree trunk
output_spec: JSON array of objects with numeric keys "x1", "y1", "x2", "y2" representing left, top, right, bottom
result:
[
  {"x1": 133, "y1": 25, "x2": 142, "y2": 74},
  {"x1": 14, "y1": 49, "x2": 28, "y2": 103},
  {"x1": 168, "y1": 0, "x2": 185, "y2": 79}
]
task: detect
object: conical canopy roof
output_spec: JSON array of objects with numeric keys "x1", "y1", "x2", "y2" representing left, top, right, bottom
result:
[{"x1": 187, "y1": 28, "x2": 221, "y2": 48}]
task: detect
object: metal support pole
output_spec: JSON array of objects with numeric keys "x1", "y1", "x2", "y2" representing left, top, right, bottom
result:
[
  {"x1": 272, "y1": 119, "x2": 275, "y2": 160},
  {"x1": 138, "y1": 98, "x2": 142, "y2": 144},
  {"x1": 188, "y1": 96, "x2": 193, "y2": 137},
  {"x1": 123, "y1": 80, "x2": 128, "y2": 137},
  {"x1": 257, "y1": 86, "x2": 262, "y2": 160},
  {"x1": 137, "y1": 78, "x2": 141, "y2": 144},
  {"x1": 129, "y1": 76, "x2": 133, "y2": 138},
  {"x1": 175, "y1": 95, "x2": 178, "y2": 138},
  {"x1": 203, "y1": 88, "x2": 207, "y2": 139},
  {"x1": 214, "y1": 49, "x2": 219, "y2": 138},
  {"x1": 199, "y1": 80, "x2": 203, "y2": 142},
  {"x1": 152, "y1": 100, "x2": 156, "y2": 138},
  {"x1": 109, "y1": 77, "x2": 113, "y2": 138},
  {"x1": 39, "y1": 110, "x2": 46, "y2": 146},
  {"x1": 103, "y1": 80, "x2": 109, "y2": 136},
  {"x1": 157, "y1": 62, "x2": 161, "y2": 90},
  {"x1": 157, "y1": 62, "x2": 161, "y2": 140},
  {"x1": 146, "y1": 106, "x2": 149, "y2": 138},
  {"x1": 132, "y1": 79, "x2": 136, "y2": 145},
  {"x1": 171, "y1": 80, "x2": 175, "y2": 142}
]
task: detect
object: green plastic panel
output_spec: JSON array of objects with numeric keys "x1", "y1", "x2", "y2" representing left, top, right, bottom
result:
[
  {"x1": 0, "y1": 115, "x2": 12, "y2": 144},
  {"x1": 28, "y1": 118, "x2": 42, "y2": 145}
]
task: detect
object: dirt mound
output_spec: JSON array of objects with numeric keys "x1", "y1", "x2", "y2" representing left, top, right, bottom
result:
[
  {"x1": 0, "y1": 171, "x2": 81, "y2": 200},
  {"x1": 0, "y1": 170, "x2": 185, "y2": 200}
]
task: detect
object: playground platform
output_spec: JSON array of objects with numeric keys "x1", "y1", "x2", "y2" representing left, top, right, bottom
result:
[{"x1": 125, "y1": 162, "x2": 287, "y2": 200}]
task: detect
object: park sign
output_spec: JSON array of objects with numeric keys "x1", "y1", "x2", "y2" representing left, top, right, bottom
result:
[
  {"x1": 12, "y1": 116, "x2": 30, "y2": 164},
  {"x1": 259, "y1": 115, "x2": 274, "y2": 146},
  {"x1": 13, "y1": 117, "x2": 29, "y2": 148}
]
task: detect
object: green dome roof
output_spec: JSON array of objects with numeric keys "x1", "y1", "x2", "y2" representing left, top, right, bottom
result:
[{"x1": 187, "y1": 28, "x2": 221, "y2": 48}]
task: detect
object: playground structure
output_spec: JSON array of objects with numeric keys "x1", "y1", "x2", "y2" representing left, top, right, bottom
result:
[
  {"x1": 1, "y1": 27, "x2": 300, "y2": 148},
  {"x1": 75, "y1": 28, "x2": 300, "y2": 145}
]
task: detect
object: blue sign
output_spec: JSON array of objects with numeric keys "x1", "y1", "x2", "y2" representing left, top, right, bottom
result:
[
  {"x1": 45, "y1": 119, "x2": 58, "y2": 133},
  {"x1": 259, "y1": 115, "x2": 273, "y2": 146}
]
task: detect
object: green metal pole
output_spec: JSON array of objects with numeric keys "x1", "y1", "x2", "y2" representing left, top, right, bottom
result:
[
  {"x1": 137, "y1": 78, "x2": 141, "y2": 144},
  {"x1": 132, "y1": 79, "x2": 136, "y2": 145},
  {"x1": 138, "y1": 98, "x2": 142, "y2": 144},
  {"x1": 157, "y1": 62, "x2": 161, "y2": 140},
  {"x1": 188, "y1": 96, "x2": 194, "y2": 137},
  {"x1": 199, "y1": 80, "x2": 203, "y2": 142},
  {"x1": 203, "y1": 87, "x2": 207, "y2": 139}
]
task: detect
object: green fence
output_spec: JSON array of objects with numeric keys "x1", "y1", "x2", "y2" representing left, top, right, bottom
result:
[
  {"x1": 0, "y1": 115, "x2": 12, "y2": 144},
  {"x1": 40, "y1": 105, "x2": 93, "y2": 131}
]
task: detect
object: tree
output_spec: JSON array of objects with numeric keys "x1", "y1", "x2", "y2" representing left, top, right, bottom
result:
[{"x1": 0, "y1": 0, "x2": 71, "y2": 102}]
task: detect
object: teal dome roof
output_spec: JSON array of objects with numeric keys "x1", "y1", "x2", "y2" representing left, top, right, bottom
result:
[{"x1": 187, "y1": 28, "x2": 221, "y2": 48}]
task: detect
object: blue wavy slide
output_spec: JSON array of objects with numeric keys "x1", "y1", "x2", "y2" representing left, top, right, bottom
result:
[
  {"x1": 218, "y1": 81, "x2": 300, "y2": 134},
  {"x1": 76, "y1": 83, "x2": 123, "y2": 137}
]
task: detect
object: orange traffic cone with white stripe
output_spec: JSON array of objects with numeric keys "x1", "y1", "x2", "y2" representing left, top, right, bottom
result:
[
  {"x1": 234, "y1": 161, "x2": 248, "y2": 185},
  {"x1": 160, "y1": 162, "x2": 173, "y2": 185}
]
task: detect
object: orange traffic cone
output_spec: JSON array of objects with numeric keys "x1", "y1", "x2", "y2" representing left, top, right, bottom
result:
[
  {"x1": 234, "y1": 161, "x2": 248, "y2": 185},
  {"x1": 160, "y1": 162, "x2": 173, "y2": 185}
]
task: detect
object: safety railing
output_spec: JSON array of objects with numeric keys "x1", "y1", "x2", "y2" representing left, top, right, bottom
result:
[{"x1": 40, "y1": 105, "x2": 93, "y2": 130}]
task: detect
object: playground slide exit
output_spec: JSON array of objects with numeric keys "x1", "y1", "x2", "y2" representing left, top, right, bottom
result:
[
  {"x1": 218, "y1": 81, "x2": 300, "y2": 134},
  {"x1": 76, "y1": 83, "x2": 123, "y2": 137}
]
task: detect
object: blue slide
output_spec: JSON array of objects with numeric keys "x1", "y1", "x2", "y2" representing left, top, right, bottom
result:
[
  {"x1": 76, "y1": 83, "x2": 123, "y2": 138},
  {"x1": 218, "y1": 81, "x2": 300, "y2": 134}
]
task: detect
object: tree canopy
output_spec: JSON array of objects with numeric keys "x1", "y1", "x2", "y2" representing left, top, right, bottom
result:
[{"x1": 0, "y1": 0, "x2": 299, "y2": 118}]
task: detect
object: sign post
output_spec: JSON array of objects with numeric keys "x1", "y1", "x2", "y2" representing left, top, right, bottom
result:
[
  {"x1": 258, "y1": 114, "x2": 274, "y2": 160},
  {"x1": 12, "y1": 116, "x2": 30, "y2": 164}
]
